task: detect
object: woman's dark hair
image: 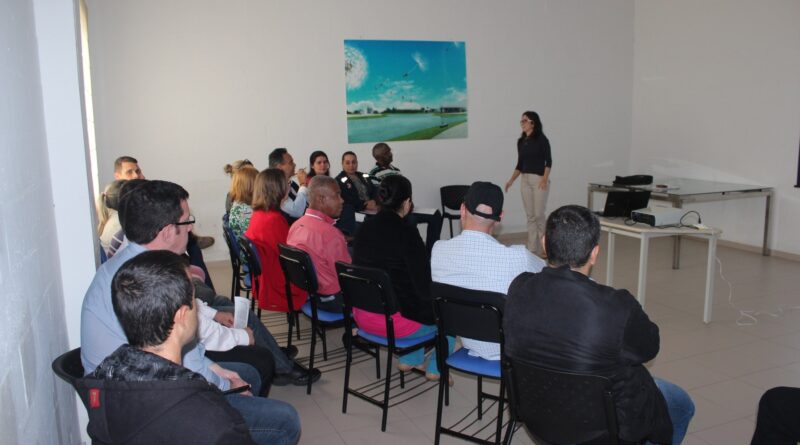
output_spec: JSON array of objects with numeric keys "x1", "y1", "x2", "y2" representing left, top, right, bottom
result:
[
  {"x1": 519, "y1": 110, "x2": 544, "y2": 140},
  {"x1": 308, "y1": 150, "x2": 329, "y2": 178},
  {"x1": 377, "y1": 174, "x2": 412, "y2": 213},
  {"x1": 341, "y1": 151, "x2": 357, "y2": 162}
]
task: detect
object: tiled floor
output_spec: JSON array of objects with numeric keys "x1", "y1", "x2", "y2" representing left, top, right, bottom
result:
[{"x1": 207, "y1": 232, "x2": 800, "y2": 445}]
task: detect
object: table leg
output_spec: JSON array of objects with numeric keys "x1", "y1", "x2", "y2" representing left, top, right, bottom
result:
[
  {"x1": 637, "y1": 235, "x2": 649, "y2": 308},
  {"x1": 763, "y1": 191, "x2": 772, "y2": 256},
  {"x1": 672, "y1": 200, "x2": 683, "y2": 270},
  {"x1": 704, "y1": 235, "x2": 718, "y2": 323},
  {"x1": 606, "y1": 231, "x2": 615, "y2": 287}
]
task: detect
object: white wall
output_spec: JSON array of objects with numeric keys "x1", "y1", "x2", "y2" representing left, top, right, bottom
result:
[
  {"x1": 631, "y1": 0, "x2": 800, "y2": 255},
  {"x1": 86, "y1": 0, "x2": 635, "y2": 262},
  {"x1": 0, "y1": 0, "x2": 88, "y2": 442}
]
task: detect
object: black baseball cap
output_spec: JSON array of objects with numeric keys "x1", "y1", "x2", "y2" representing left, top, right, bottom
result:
[{"x1": 464, "y1": 181, "x2": 503, "y2": 221}]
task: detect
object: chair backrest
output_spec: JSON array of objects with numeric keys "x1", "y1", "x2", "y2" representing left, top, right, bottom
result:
[
  {"x1": 221, "y1": 215, "x2": 241, "y2": 266},
  {"x1": 278, "y1": 244, "x2": 318, "y2": 294},
  {"x1": 431, "y1": 282, "x2": 505, "y2": 344},
  {"x1": 503, "y1": 357, "x2": 620, "y2": 445},
  {"x1": 238, "y1": 235, "x2": 262, "y2": 277},
  {"x1": 336, "y1": 261, "x2": 398, "y2": 315},
  {"x1": 52, "y1": 348, "x2": 84, "y2": 389},
  {"x1": 440, "y1": 185, "x2": 470, "y2": 213}
]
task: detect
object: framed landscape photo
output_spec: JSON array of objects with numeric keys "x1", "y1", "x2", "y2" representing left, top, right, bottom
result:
[{"x1": 344, "y1": 39, "x2": 467, "y2": 143}]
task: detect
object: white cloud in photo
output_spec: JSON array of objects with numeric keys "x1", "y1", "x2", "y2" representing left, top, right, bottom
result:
[{"x1": 412, "y1": 52, "x2": 428, "y2": 72}]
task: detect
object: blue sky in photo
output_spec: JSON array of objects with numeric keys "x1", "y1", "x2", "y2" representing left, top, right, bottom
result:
[{"x1": 344, "y1": 40, "x2": 467, "y2": 113}]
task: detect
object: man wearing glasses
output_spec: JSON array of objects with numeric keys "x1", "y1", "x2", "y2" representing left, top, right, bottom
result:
[{"x1": 81, "y1": 180, "x2": 301, "y2": 445}]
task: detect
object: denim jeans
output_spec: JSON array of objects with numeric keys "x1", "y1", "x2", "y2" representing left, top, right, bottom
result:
[
  {"x1": 397, "y1": 324, "x2": 455, "y2": 376},
  {"x1": 649, "y1": 378, "x2": 695, "y2": 445},
  {"x1": 221, "y1": 362, "x2": 301, "y2": 445}
]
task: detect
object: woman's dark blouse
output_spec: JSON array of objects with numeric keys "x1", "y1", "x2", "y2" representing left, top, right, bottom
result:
[
  {"x1": 515, "y1": 134, "x2": 552, "y2": 175},
  {"x1": 352, "y1": 210, "x2": 435, "y2": 325}
]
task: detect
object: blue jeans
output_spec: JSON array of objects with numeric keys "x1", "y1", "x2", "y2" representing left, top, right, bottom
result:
[
  {"x1": 397, "y1": 324, "x2": 455, "y2": 376},
  {"x1": 226, "y1": 394, "x2": 300, "y2": 445},
  {"x1": 649, "y1": 378, "x2": 695, "y2": 445},
  {"x1": 221, "y1": 362, "x2": 301, "y2": 445}
]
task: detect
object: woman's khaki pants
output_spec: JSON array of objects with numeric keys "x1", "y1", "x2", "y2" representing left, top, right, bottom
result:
[{"x1": 521, "y1": 173, "x2": 549, "y2": 256}]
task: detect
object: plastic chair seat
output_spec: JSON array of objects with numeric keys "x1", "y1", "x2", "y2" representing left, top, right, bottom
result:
[
  {"x1": 301, "y1": 301, "x2": 344, "y2": 323},
  {"x1": 445, "y1": 348, "x2": 501, "y2": 378},
  {"x1": 358, "y1": 330, "x2": 435, "y2": 349}
]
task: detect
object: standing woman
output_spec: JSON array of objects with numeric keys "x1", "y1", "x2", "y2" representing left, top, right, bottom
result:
[{"x1": 505, "y1": 111, "x2": 552, "y2": 257}]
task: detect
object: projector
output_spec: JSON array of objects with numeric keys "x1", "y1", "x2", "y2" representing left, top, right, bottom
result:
[{"x1": 630, "y1": 207, "x2": 685, "y2": 227}]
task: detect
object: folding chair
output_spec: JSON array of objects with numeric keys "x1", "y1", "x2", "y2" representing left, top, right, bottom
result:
[
  {"x1": 278, "y1": 243, "x2": 344, "y2": 394},
  {"x1": 432, "y1": 282, "x2": 507, "y2": 445},
  {"x1": 337, "y1": 261, "x2": 437, "y2": 432},
  {"x1": 440, "y1": 185, "x2": 470, "y2": 238}
]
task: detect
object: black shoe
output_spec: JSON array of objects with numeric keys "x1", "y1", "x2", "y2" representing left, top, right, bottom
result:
[
  {"x1": 280, "y1": 345, "x2": 299, "y2": 360},
  {"x1": 273, "y1": 363, "x2": 321, "y2": 386}
]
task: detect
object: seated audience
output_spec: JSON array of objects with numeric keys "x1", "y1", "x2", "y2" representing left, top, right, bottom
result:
[
  {"x1": 224, "y1": 159, "x2": 255, "y2": 213},
  {"x1": 751, "y1": 386, "x2": 800, "y2": 445},
  {"x1": 268, "y1": 148, "x2": 308, "y2": 223},
  {"x1": 81, "y1": 179, "x2": 301, "y2": 445},
  {"x1": 368, "y1": 142, "x2": 442, "y2": 255},
  {"x1": 307, "y1": 150, "x2": 330, "y2": 179},
  {"x1": 504, "y1": 205, "x2": 694, "y2": 444},
  {"x1": 97, "y1": 179, "x2": 127, "y2": 258},
  {"x1": 352, "y1": 175, "x2": 454, "y2": 381},
  {"x1": 228, "y1": 165, "x2": 258, "y2": 239},
  {"x1": 78, "y1": 250, "x2": 256, "y2": 444},
  {"x1": 431, "y1": 181, "x2": 544, "y2": 360},
  {"x1": 245, "y1": 169, "x2": 309, "y2": 314},
  {"x1": 287, "y1": 175, "x2": 350, "y2": 313}
]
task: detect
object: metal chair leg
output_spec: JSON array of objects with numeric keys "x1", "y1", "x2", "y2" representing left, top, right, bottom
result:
[
  {"x1": 381, "y1": 349, "x2": 393, "y2": 431},
  {"x1": 306, "y1": 317, "x2": 317, "y2": 394},
  {"x1": 477, "y1": 375, "x2": 483, "y2": 419},
  {"x1": 342, "y1": 331, "x2": 352, "y2": 413}
]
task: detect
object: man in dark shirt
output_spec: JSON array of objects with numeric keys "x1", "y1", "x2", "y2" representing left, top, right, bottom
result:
[
  {"x1": 78, "y1": 251, "x2": 256, "y2": 444},
  {"x1": 504, "y1": 205, "x2": 694, "y2": 444}
]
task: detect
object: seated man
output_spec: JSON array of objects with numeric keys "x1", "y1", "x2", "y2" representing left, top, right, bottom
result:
[
  {"x1": 431, "y1": 181, "x2": 544, "y2": 360},
  {"x1": 269, "y1": 148, "x2": 308, "y2": 223},
  {"x1": 78, "y1": 250, "x2": 255, "y2": 444},
  {"x1": 504, "y1": 205, "x2": 694, "y2": 445},
  {"x1": 751, "y1": 386, "x2": 800, "y2": 445},
  {"x1": 287, "y1": 175, "x2": 351, "y2": 312},
  {"x1": 81, "y1": 179, "x2": 300, "y2": 445}
]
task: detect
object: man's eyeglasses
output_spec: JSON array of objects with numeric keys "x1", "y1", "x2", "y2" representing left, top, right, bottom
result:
[{"x1": 174, "y1": 216, "x2": 196, "y2": 227}]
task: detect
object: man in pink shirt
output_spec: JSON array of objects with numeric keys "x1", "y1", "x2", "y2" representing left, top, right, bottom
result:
[{"x1": 287, "y1": 175, "x2": 350, "y2": 313}]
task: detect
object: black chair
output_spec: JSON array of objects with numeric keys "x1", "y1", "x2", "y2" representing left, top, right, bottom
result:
[
  {"x1": 502, "y1": 357, "x2": 627, "y2": 445},
  {"x1": 222, "y1": 214, "x2": 252, "y2": 304},
  {"x1": 431, "y1": 282, "x2": 507, "y2": 445},
  {"x1": 278, "y1": 243, "x2": 345, "y2": 394},
  {"x1": 336, "y1": 261, "x2": 437, "y2": 432},
  {"x1": 440, "y1": 185, "x2": 470, "y2": 238},
  {"x1": 237, "y1": 235, "x2": 262, "y2": 316},
  {"x1": 52, "y1": 347, "x2": 84, "y2": 391}
]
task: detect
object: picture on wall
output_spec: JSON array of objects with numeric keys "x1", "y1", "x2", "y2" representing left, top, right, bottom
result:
[{"x1": 344, "y1": 39, "x2": 467, "y2": 143}]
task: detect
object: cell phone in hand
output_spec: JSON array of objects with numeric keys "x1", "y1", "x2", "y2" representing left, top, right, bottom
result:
[{"x1": 222, "y1": 384, "x2": 251, "y2": 395}]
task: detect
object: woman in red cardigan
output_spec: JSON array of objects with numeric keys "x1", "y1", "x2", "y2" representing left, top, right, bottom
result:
[{"x1": 245, "y1": 168, "x2": 307, "y2": 312}]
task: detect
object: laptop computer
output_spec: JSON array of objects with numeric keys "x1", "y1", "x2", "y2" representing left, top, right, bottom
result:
[{"x1": 598, "y1": 190, "x2": 651, "y2": 217}]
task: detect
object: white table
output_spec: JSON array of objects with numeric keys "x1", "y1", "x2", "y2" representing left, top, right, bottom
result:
[{"x1": 600, "y1": 218, "x2": 721, "y2": 323}]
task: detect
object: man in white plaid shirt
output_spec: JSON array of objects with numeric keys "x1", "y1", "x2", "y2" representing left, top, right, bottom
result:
[{"x1": 431, "y1": 181, "x2": 545, "y2": 360}]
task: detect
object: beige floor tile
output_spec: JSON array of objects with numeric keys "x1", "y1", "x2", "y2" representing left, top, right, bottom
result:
[
  {"x1": 737, "y1": 364, "x2": 800, "y2": 390},
  {"x1": 685, "y1": 392, "x2": 748, "y2": 433},
  {"x1": 691, "y1": 380, "x2": 764, "y2": 418},
  {"x1": 693, "y1": 418, "x2": 755, "y2": 445},
  {"x1": 690, "y1": 340, "x2": 800, "y2": 377},
  {"x1": 647, "y1": 357, "x2": 732, "y2": 390}
]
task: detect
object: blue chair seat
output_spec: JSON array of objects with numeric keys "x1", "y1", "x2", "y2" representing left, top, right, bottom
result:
[
  {"x1": 445, "y1": 348, "x2": 501, "y2": 378},
  {"x1": 301, "y1": 302, "x2": 344, "y2": 323},
  {"x1": 357, "y1": 330, "x2": 436, "y2": 349}
]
